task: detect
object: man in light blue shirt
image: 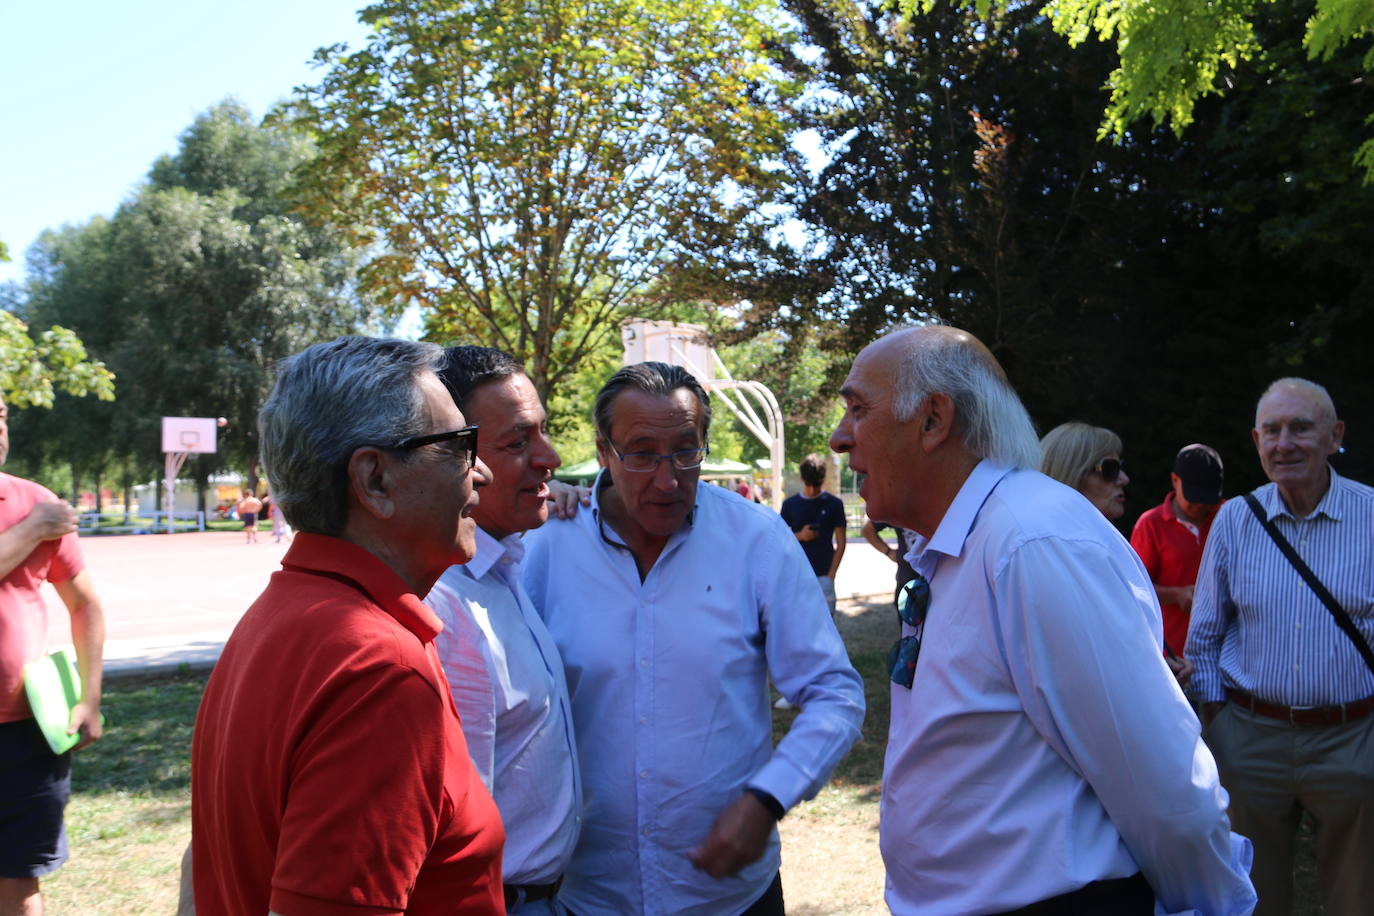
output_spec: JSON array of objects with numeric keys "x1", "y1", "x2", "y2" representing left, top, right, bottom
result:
[
  {"x1": 1188, "y1": 378, "x2": 1374, "y2": 916},
  {"x1": 426, "y1": 347, "x2": 582, "y2": 914},
  {"x1": 523, "y1": 361, "x2": 865, "y2": 916},
  {"x1": 831, "y1": 325, "x2": 1254, "y2": 916}
]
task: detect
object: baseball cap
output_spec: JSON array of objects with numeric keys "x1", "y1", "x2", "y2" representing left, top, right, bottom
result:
[{"x1": 1174, "y1": 444, "x2": 1224, "y2": 505}]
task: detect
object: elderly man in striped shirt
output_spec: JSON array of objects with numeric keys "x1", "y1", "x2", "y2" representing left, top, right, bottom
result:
[{"x1": 1189, "y1": 377, "x2": 1374, "y2": 916}]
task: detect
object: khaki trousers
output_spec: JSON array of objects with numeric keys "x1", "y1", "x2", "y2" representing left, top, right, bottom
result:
[{"x1": 1205, "y1": 702, "x2": 1374, "y2": 916}]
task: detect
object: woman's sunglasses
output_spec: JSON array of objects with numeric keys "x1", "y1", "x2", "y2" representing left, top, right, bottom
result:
[{"x1": 1092, "y1": 457, "x2": 1125, "y2": 483}]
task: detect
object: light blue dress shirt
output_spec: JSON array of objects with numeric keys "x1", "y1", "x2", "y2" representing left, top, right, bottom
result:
[
  {"x1": 427, "y1": 527, "x2": 582, "y2": 910},
  {"x1": 523, "y1": 475, "x2": 865, "y2": 916},
  {"x1": 883, "y1": 461, "x2": 1255, "y2": 916},
  {"x1": 1187, "y1": 469, "x2": 1374, "y2": 706}
]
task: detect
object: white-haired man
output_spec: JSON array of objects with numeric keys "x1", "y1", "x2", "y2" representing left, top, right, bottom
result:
[
  {"x1": 1188, "y1": 378, "x2": 1374, "y2": 916},
  {"x1": 831, "y1": 325, "x2": 1254, "y2": 916}
]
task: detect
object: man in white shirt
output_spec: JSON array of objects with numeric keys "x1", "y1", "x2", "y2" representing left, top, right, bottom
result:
[
  {"x1": 522, "y1": 361, "x2": 865, "y2": 916},
  {"x1": 830, "y1": 325, "x2": 1255, "y2": 916},
  {"x1": 426, "y1": 346, "x2": 581, "y2": 914}
]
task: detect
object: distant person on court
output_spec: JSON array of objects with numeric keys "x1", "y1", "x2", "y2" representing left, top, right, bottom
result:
[
  {"x1": 779, "y1": 453, "x2": 847, "y2": 616},
  {"x1": 190, "y1": 337, "x2": 504, "y2": 915},
  {"x1": 267, "y1": 496, "x2": 288, "y2": 544},
  {"x1": 832, "y1": 325, "x2": 1254, "y2": 916},
  {"x1": 425, "y1": 346, "x2": 581, "y2": 914},
  {"x1": 522, "y1": 361, "x2": 864, "y2": 915},
  {"x1": 235, "y1": 489, "x2": 262, "y2": 544},
  {"x1": 1130, "y1": 444, "x2": 1224, "y2": 666},
  {"x1": 0, "y1": 393, "x2": 106, "y2": 916},
  {"x1": 1188, "y1": 378, "x2": 1374, "y2": 916}
]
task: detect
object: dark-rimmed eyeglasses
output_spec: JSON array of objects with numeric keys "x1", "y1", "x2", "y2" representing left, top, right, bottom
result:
[
  {"x1": 1092, "y1": 457, "x2": 1125, "y2": 483},
  {"x1": 607, "y1": 441, "x2": 709, "y2": 473},
  {"x1": 372, "y1": 425, "x2": 479, "y2": 471},
  {"x1": 888, "y1": 574, "x2": 931, "y2": 689}
]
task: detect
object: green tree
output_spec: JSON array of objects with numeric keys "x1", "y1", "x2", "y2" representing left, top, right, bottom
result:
[
  {"x1": 18, "y1": 101, "x2": 379, "y2": 505},
  {"x1": 722, "y1": 0, "x2": 1374, "y2": 515},
  {"x1": 899, "y1": 0, "x2": 1374, "y2": 178},
  {"x1": 0, "y1": 310, "x2": 114, "y2": 409},
  {"x1": 290, "y1": 0, "x2": 796, "y2": 401}
]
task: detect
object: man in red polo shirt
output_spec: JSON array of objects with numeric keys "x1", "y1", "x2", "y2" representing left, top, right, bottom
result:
[
  {"x1": 190, "y1": 337, "x2": 505, "y2": 916},
  {"x1": 1130, "y1": 443, "x2": 1225, "y2": 666}
]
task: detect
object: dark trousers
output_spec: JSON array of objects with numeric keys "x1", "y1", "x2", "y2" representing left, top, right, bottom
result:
[
  {"x1": 995, "y1": 873, "x2": 1153, "y2": 916},
  {"x1": 564, "y1": 871, "x2": 784, "y2": 916},
  {"x1": 740, "y1": 871, "x2": 784, "y2": 916}
]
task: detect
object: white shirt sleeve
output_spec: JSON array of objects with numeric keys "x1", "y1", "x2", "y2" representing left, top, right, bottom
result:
[{"x1": 995, "y1": 535, "x2": 1255, "y2": 916}]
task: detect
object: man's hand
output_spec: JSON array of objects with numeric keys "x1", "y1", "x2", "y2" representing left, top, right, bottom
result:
[
  {"x1": 26, "y1": 501, "x2": 78, "y2": 541},
  {"x1": 688, "y1": 792, "x2": 776, "y2": 878},
  {"x1": 796, "y1": 524, "x2": 819, "y2": 543},
  {"x1": 66, "y1": 699, "x2": 103, "y2": 750},
  {"x1": 547, "y1": 480, "x2": 591, "y2": 519},
  {"x1": 1165, "y1": 654, "x2": 1194, "y2": 688}
]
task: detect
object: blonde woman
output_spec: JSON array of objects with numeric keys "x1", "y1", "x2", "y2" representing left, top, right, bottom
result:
[{"x1": 1040, "y1": 422, "x2": 1130, "y2": 520}]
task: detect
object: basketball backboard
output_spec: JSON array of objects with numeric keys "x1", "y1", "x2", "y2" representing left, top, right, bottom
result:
[
  {"x1": 620, "y1": 319, "x2": 715, "y2": 382},
  {"x1": 161, "y1": 417, "x2": 218, "y2": 454}
]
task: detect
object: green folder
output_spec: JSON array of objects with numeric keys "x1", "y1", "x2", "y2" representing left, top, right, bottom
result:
[{"x1": 22, "y1": 648, "x2": 85, "y2": 755}]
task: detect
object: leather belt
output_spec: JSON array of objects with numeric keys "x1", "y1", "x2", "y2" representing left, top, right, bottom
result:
[
  {"x1": 1227, "y1": 687, "x2": 1374, "y2": 725},
  {"x1": 504, "y1": 876, "x2": 563, "y2": 909}
]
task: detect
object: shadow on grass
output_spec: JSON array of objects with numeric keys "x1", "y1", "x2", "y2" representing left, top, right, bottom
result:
[{"x1": 76, "y1": 671, "x2": 206, "y2": 795}]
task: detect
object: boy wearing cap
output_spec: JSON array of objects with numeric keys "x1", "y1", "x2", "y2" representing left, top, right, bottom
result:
[{"x1": 1130, "y1": 444, "x2": 1225, "y2": 663}]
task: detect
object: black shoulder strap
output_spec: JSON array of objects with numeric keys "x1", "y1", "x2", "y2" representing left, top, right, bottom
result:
[{"x1": 1243, "y1": 492, "x2": 1374, "y2": 678}]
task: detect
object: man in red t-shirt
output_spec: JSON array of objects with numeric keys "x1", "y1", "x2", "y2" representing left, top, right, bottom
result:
[
  {"x1": 189, "y1": 338, "x2": 505, "y2": 916},
  {"x1": 1130, "y1": 443, "x2": 1225, "y2": 670},
  {"x1": 0, "y1": 395, "x2": 105, "y2": 915}
]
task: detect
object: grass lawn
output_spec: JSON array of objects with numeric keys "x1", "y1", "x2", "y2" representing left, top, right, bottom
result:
[{"x1": 43, "y1": 599, "x2": 1315, "y2": 914}]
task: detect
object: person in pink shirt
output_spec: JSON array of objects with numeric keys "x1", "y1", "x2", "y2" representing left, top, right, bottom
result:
[{"x1": 0, "y1": 394, "x2": 105, "y2": 915}]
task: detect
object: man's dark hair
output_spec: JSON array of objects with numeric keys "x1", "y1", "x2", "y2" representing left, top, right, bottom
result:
[
  {"x1": 438, "y1": 346, "x2": 524, "y2": 411},
  {"x1": 593, "y1": 361, "x2": 712, "y2": 442},
  {"x1": 799, "y1": 454, "x2": 827, "y2": 488}
]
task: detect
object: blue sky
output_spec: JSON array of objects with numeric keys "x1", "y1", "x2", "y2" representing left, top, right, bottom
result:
[{"x1": 0, "y1": 0, "x2": 374, "y2": 285}]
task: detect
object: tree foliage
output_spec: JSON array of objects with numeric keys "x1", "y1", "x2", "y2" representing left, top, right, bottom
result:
[
  {"x1": 290, "y1": 0, "x2": 796, "y2": 400},
  {"x1": 899, "y1": 0, "x2": 1374, "y2": 179},
  {"x1": 13, "y1": 101, "x2": 378, "y2": 498},
  {"x1": 712, "y1": 0, "x2": 1374, "y2": 517},
  {"x1": 0, "y1": 310, "x2": 114, "y2": 409}
]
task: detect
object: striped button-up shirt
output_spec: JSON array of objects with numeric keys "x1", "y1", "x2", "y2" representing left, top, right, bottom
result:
[{"x1": 1187, "y1": 468, "x2": 1374, "y2": 705}]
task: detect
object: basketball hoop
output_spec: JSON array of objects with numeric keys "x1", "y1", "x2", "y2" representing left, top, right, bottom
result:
[{"x1": 161, "y1": 418, "x2": 220, "y2": 533}]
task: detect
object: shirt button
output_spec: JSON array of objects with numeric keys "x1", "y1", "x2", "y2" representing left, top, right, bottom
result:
[
  {"x1": 640, "y1": 770, "x2": 649, "y2": 779},
  {"x1": 639, "y1": 658, "x2": 649, "y2": 668},
  {"x1": 639, "y1": 716, "x2": 648, "y2": 725},
  {"x1": 642, "y1": 826, "x2": 650, "y2": 836}
]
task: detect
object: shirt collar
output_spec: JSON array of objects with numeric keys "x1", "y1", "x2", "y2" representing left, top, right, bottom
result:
[
  {"x1": 280, "y1": 532, "x2": 442, "y2": 643},
  {"x1": 909, "y1": 460, "x2": 1015, "y2": 566},
  {"x1": 465, "y1": 525, "x2": 513, "y2": 580},
  {"x1": 1262, "y1": 464, "x2": 1346, "y2": 522}
]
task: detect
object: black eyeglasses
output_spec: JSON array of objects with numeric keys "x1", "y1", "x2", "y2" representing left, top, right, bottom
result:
[
  {"x1": 888, "y1": 574, "x2": 931, "y2": 688},
  {"x1": 374, "y1": 425, "x2": 480, "y2": 471},
  {"x1": 1092, "y1": 457, "x2": 1126, "y2": 483},
  {"x1": 607, "y1": 441, "x2": 709, "y2": 472}
]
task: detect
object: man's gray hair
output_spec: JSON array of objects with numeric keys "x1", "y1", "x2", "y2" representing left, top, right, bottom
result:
[
  {"x1": 259, "y1": 336, "x2": 444, "y2": 536},
  {"x1": 593, "y1": 361, "x2": 712, "y2": 442},
  {"x1": 1256, "y1": 377, "x2": 1338, "y2": 425},
  {"x1": 890, "y1": 329, "x2": 1040, "y2": 469}
]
